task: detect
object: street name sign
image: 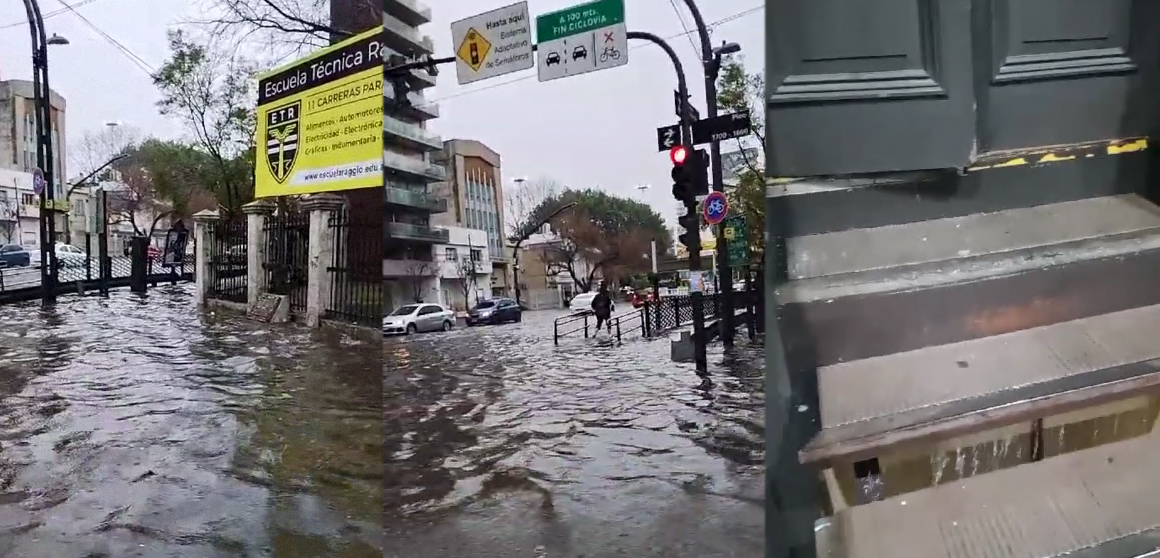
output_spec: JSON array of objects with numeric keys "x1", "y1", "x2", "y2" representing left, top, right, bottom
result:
[
  {"x1": 254, "y1": 27, "x2": 383, "y2": 197},
  {"x1": 691, "y1": 111, "x2": 753, "y2": 145},
  {"x1": 702, "y1": 191, "x2": 728, "y2": 226},
  {"x1": 536, "y1": 0, "x2": 628, "y2": 82},
  {"x1": 451, "y1": 2, "x2": 534, "y2": 85},
  {"x1": 656, "y1": 124, "x2": 681, "y2": 152}
]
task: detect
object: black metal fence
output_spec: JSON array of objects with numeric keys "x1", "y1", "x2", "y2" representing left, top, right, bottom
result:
[
  {"x1": 208, "y1": 218, "x2": 247, "y2": 303},
  {"x1": 264, "y1": 210, "x2": 309, "y2": 315},
  {"x1": 325, "y1": 208, "x2": 380, "y2": 328}
]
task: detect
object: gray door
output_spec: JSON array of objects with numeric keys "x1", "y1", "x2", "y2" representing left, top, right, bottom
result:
[
  {"x1": 766, "y1": 0, "x2": 1160, "y2": 176},
  {"x1": 766, "y1": 0, "x2": 976, "y2": 176},
  {"x1": 973, "y1": 0, "x2": 1160, "y2": 151}
]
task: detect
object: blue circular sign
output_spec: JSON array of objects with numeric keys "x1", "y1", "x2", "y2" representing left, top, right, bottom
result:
[{"x1": 702, "y1": 191, "x2": 728, "y2": 225}]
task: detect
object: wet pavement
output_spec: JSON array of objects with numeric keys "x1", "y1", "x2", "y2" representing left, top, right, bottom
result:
[
  {"x1": 384, "y1": 309, "x2": 765, "y2": 557},
  {"x1": 0, "y1": 284, "x2": 381, "y2": 557}
]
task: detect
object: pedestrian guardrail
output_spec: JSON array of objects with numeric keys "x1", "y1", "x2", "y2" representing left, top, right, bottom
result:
[{"x1": 553, "y1": 307, "x2": 647, "y2": 345}]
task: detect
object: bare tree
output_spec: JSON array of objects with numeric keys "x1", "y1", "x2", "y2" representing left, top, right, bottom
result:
[
  {"x1": 104, "y1": 162, "x2": 167, "y2": 238},
  {"x1": 0, "y1": 197, "x2": 16, "y2": 244},
  {"x1": 191, "y1": 0, "x2": 377, "y2": 53},
  {"x1": 402, "y1": 259, "x2": 437, "y2": 303},
  {"x1": 544, "y1": 209, "x2": 653, "y2": 292},
  {"x1": 505, "y1": 178, "x2": 564, "y2": 242},
  {"x1": 69, "y1": 125, "x2": 141, "y2": 189},
  {"x1": 453, "y1": 240, "x2": 481, "y2": 311}
]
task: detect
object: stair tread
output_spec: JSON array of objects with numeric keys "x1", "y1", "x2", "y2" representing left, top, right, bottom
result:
[
  {"x1": 816, "y1": 431, "x2": 1160, "y2": 558},
  {"x1": 817, "y1": 303, "x2": 1160, "y2": 430},
  {"x1": 787, "y1": 194, "x2": 1160, "y2": 281}
]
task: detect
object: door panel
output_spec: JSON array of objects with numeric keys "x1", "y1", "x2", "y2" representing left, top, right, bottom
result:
[
  {"x1": 766, "y1": 0, "x2": 976, "y2": 176},
  {"x1": 975, "y1": 0, "x2": 1160, "y2": 151}
]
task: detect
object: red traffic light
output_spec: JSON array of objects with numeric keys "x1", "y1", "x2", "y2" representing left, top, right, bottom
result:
[{"x1": 669, "y1": 145, "x2": 688, "y2": 165}]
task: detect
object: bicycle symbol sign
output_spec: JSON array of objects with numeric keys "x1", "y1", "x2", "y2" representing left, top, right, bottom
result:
[{"x1": 703, "y1": 191, "x2": 728, "y2": 225}]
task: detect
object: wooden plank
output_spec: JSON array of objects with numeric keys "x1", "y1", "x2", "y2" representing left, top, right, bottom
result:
[{"x1": 816, "y1": 430, "x2": 1160, "y2": 558}]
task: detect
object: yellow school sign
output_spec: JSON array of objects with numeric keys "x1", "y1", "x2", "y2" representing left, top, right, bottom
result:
[{"x1": 254, "y1": 27, "x2": 383, "y2": 197}]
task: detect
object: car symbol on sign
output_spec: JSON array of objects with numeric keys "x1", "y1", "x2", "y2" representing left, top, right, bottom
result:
[
  {"x1": 572, "y1": 45, "x2": 587, "y2": 60},
  {"x1": 546, "y1": 51, "x2": 561, "y2": 65}
]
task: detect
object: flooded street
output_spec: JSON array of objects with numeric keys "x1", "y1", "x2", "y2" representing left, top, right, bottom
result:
[
  {"x1": 384, "y1": 310, "x2": 765, "y2": 557},
  {"x1": 0, "y1": 285, "x2": 381, "y2": 557}
]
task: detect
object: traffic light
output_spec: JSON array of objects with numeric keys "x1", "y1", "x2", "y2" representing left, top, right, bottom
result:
[
  {"x1": 677, "y1": 205, "x2": 700, "y2": 251},
  {"x1": 671, "y1": 146, "x2": 694, "y2": 204}
]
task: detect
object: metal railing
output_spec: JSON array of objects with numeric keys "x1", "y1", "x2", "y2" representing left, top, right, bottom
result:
[
  {"x1": 553, "y1": 307, "x2": 648, "y2": 345},
  {"x1": 264, "y1": 211, "x2": 310, "y2": 315},
  {"x1": 208, "y1": 218, "x2": 247, "y2": 303},
  {"x1": 325, "y1": 209, "x2": 381, "y2": 328}
]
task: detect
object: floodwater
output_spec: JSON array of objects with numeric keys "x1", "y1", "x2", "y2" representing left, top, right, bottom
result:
[
  {"x1": 0, "y1": 285, "x2": 381, "y2": 557},
  {"x1": 384, "y1": 310, "x2": 765, "y2": 557}
]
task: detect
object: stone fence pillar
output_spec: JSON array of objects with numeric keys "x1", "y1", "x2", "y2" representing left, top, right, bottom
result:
[
  {"x1": 192, "y1": 209, "x2": 220, "y2": 307},
  {"x1": 302, "y1": 193, "x2": 345, "y2": 327},
  {"x1": 242, "y1": 199, "x2": 276, "y2": 308}
]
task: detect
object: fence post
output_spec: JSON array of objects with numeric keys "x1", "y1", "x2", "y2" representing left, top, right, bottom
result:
[
  {"x1": 302, "y1": 193, "x2": 344, "y2": 328},
  {"x1": 192, "y1": 210, "x2": 220, "y2": 307},
  {"x1": 242, "y1": 199, "x2": 276, "y2": 307}
]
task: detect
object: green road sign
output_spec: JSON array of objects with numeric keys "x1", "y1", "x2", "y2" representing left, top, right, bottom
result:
[
  {"x1": 535, "y1": 0, "x2": 625, "y2": 43},
  {"x1": 722, "y1": 215, "x2": 749, "y2": 267}
]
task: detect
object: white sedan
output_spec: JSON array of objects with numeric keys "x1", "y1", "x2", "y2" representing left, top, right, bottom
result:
[
  {"x1": 383, "y1": 303, "x2": 455, "y2": 335},
  {"x1": 568, "y1": 292, "x2": 614, "y2": 314}
]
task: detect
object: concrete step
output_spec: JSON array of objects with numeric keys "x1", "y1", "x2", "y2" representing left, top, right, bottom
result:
[
  {"x1": 801, "y1": 302, "x2": 1160, "y2": 467},
  {"x1": 816, "y1": 428, "x2": 1160, "y2": 558},
  {"x1": 776, "y1": 195, "x2": 1160, "y2": 367}
]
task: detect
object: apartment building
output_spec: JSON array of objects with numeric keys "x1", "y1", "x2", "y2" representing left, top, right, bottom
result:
[
  {"x1": 0, "y1": 80, "x2": 67, "y2": 241},
  {"x1": 431, "y1": 139, "x2": 513, "y2": 298},
  {"x1": 383, "y1": 0, "x2": 449, "y2": 310}
]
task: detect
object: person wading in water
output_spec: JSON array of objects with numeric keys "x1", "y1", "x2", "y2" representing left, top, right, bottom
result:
[{"x1": 591, "y1": 283, "x2": 613, "y2": 333}]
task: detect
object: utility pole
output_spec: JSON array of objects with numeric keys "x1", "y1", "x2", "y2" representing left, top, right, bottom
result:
[
  {"x1": 628, "y1": 29, "x2": 708, "y2": 375},
  {"x1": 674, "y1": 0, "x2": 742, "y2": 348}
]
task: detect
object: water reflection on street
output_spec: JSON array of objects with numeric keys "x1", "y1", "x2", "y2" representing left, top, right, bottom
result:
[
  {"x1": 0, "y1": 285, "x2": 381, "y2": 557},
  {"x1": 384, "y1": 310, "x2": 764, "y2": 557}
]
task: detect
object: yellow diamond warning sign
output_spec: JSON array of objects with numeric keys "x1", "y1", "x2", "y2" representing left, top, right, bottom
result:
[
  {"x1": 456, "y1": 28, "x2": 492, "y2": 72},
  {"x1": 449, "y1": 2, "x2": 534, "y2": 85}
]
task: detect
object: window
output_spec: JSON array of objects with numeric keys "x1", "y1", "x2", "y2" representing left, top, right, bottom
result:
[
  {"x1": 21, "y1": 193, "x2": 34, "y2": 205},
  {"x1": 445, "y1": 247, "x2": 458, "y2": 261},
  {"x1": 470, "y1": 249, "x2": 482, "y2": 262}
]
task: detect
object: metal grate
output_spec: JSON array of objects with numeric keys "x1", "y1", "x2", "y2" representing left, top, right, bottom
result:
[
  {"x1": 325, "y1": 208, "x2": 380, "y2": 328},
  {"x1": 208, "y1": 218, "x2": 247, "y2": 303},
  {"x1": 264, "y1": 210, "x2": 310, "y2": 316}
]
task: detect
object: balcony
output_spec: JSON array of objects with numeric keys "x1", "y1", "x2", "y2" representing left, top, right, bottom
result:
[
  {"x1": 383, "y1": 86, "x2": 439, "y2": 121},
  {"x1": 383, "y1": 12, "x2": 434, "y2": 55},
  {"x1": 384, "y1": 114, "x2": 443, "y2": 152},
  {"x1": 385, "y1": 186, "x2": 448, "y2": 213},
  {"x1": 386, "y1": 221, "x2": 450, "y2": 244},
  {"x1": 384, "y1": 0, "x2": 431, "y2": 27},
  {"x1": 382, "y1": 150, "x2": 448, "y2": 183}
]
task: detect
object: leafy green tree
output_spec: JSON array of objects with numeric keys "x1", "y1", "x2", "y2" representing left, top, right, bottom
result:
[
  {"x1": 716, "y1": 58, "x2": 765, "y2": 258},
  {"x1": 529, "y1": 188, "x2": 671, "y2": 291},
  {"x1": 153, "y1": 30, "x2": 257, "y2": 216}
]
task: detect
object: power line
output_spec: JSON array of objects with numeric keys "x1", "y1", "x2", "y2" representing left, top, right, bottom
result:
[
  {"x1": 54, "y1": 0, "x2": 155, "y2": 75},
  {"x1": 0, "y1": 0, "x2": 100, "y2": 30},
  {"x1": 422, "y1": 5, "x2": 761, "y2": 107},
  {"x1": 667, "y1": 0, "x2": 701, "y2": 58}
]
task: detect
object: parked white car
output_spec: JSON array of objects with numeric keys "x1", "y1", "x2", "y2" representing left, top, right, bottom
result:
[
  {"x1": 28, "y1": 244, "x2": 87, "y2": 268},
  {"x1": 383, "y1": 303, "x2": 455, "y2": 335},
  {"x1": 568, "y1": 292, "x2": 614, "y2": 314}
]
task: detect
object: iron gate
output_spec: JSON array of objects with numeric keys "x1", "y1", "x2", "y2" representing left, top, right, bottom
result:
[{"x1": 264, "y1": 210, "x2": 309, "y2": 316}]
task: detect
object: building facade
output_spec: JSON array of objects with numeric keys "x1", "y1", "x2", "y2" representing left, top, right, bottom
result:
[
  {"x1": 382, "y1": 0, "x2": 450, "y2": 311},
  {"x1": 0, "y1": 168, "x2": 36, "y2": 248},
  {"x1": 0, "y1": 80, "x2": 67, "y2": 241},
  {"x1": 431, "y1": 139, "x2": 513, "y2": 298}
]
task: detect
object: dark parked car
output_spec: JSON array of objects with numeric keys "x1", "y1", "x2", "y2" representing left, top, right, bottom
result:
[
  {"x1": 466, "y1": 298, "x2": 522, "y2": 326},
  {"x1": 0, "y1": 244, "x2": 30, "y2": 268}
]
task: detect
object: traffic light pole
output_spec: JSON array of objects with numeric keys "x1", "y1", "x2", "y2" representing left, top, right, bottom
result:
[
  {"x1": 628, "y1": 30, "x2": 708, "y2": 375},
  {"x1": 22, "y1": 0, "x2": 57, "y2": 305},
  {"x1": 675, "y1": 0, "x2": 737, "y2": 348}
]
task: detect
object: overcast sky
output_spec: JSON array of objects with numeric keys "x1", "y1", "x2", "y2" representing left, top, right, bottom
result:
[
  {"x1": 426, "y1": 0, "x2": 763, "y2": 226},
  {"x1": 0, "y1": 0, "x2": 194, "y2": 176}
]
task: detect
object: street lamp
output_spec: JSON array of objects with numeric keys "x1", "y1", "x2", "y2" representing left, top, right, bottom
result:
[{"x1": 46, "y1": 33, "x2": 68, "y2": 46}]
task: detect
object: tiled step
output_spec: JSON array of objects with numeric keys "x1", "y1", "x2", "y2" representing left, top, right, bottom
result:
[
  {"x1": 816, "y1": 430, "x2": 1160, "y2": 558},
  {"x1": 801, "y1": 303, "x2": 1160, "y2": 467},
  {"x1": 776, "y1": 195, "x2": 1160, "y2": 367}
]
